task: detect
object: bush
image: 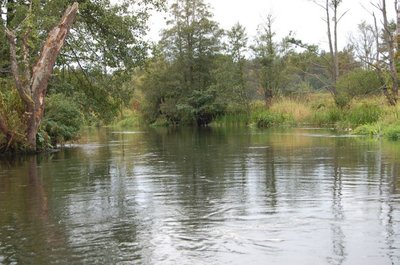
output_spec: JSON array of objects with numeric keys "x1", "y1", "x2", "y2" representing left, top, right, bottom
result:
[
  {"x1": 187, "y1": 89, "x2": 225, "y2": 126},
  {"x1": 346, "y1": 102, "x2": 382, "y2": 126},
  {"x1": 0, "y1": 83, "x2": 27, "y2": 151},
  {"x1": 337, "y1": 69, "x2": 382, "y2": 98},
  {"x1": 384, "y1": 124, "x2": 400, "y2": 141},
  {"x1": 42, "y1": 94, "x2": 84, "y2": 146},
  {"x1": 252, "y1": 111, "x2": 293, "y2": 128},
  {"x1": 334, "y1": 93, "x2": 351, "y2": 109},
  {"x1": 309, "y1": 106, "x2": 343, "y2": 125},
  {"x1": 352, "y1": 123, "x2": 381, "y2": 136}
]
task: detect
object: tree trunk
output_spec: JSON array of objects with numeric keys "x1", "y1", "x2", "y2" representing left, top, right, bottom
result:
[
  {"x1": 264, "y1": 87, "x2": 273, "y2": 107},
  {"x1": 397, "y1": 1, "x2": 400, "y2": 40},
  {"x1": 325, "y1": 0, "x2": 337, "y2": 95},
  {"x1": 5, "y1": 2, "x2": 78, "y2": 151},
  {"x1": 333, "y1": 2, "x2": 340, "y2": 84},
  {"x1": 382, "y1": 0, "x2": 398, "y2": 104}
]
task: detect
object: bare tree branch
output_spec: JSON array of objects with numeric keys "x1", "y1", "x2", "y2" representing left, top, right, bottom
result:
[
  {"x1": 337, "y1": 9, "x2": 349, "y2": 23},
  {"x1": 22, "y1": 29, "x2": 32, "y2": 85}
]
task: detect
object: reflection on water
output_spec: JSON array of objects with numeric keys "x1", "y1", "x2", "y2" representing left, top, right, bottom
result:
[{"x1": 1, "y1": 127, "x2": 400, "y2": 264}]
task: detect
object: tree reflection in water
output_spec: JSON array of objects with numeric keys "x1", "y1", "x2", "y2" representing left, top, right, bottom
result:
[
  {"x1": 328, "y1": 141, "x2": 346, "y2": 265},
  {"x1": 0, "y1": 156, "x2": 71, "y2": 264},
  {"x1": 1, "y1": 128, "x2": 400, "y2": 264}
]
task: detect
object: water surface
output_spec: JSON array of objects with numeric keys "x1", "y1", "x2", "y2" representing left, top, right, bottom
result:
[{"x1": 1, "y1": 128, "x2": 399, "y2": 264}]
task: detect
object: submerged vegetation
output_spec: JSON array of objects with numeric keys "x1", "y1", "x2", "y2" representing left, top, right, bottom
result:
[{"x1": 1, "y1": 0, "x2": 400, "y2": 153}]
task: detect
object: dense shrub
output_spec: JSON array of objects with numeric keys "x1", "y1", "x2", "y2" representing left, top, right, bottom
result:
[
  {"x1": 332, "y1": 69, "x2": 382, "y2": 108},
  {"x1": 346, "y1": 102, "x2": 382, "y2": 126},
  {"x1": 0, "y1": 83, "x2": 27, "y2": 151},
  {"x1": 42, "y1": 94, "x2": 84, "y2": 146},
  {"x1": 384, "y1": 125, "x2": 400, "y2": 141},
  {"x1": 336, "y1": 69, "x2": 382, "y2": 98}
]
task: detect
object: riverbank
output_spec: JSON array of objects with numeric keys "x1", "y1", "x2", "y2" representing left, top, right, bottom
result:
[
  {"x1": 113, "y1": 93, "x2": 400, "y2": 141},
  {"x1": 4, "y1": 93, "x2": 397, "y2": 154}
]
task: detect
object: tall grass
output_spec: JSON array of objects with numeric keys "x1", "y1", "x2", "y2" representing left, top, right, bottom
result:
[
  {"x1": 247, "y1": 95, "x2": 400, "y2": 141},
  {"x1": 348, "y1": 97, "x2": 400, "y2": 141},
  {"x1": 211, "y1": 113, "x2": 250, "y2": 127},
  {"x1": 250, "y1": 99, "x2": 299, "y2": 128},
  {"x1": 346, "y1": 100, "x2": 382, "y2": 126},
  {"x1": 384, "y1": 124, "x2": 400, "y2": 140},
  {"x1": 252, "y1": 111, "x2": 293, "y2": 128},
  {"x1": 269, "y1": 98, "x2": 312, "y2": 124}
]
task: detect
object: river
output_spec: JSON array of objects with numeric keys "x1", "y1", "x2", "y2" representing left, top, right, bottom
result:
[{"x1": 0, "y1": 127, "x2": 399, "y2": 264}]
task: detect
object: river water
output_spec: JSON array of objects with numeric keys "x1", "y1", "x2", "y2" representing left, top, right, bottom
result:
[{"x1": 0, "y1": 127, "x2": 399, "y2": 264}]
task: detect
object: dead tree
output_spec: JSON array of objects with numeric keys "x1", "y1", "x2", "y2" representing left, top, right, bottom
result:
[
  {"x1": 314, "y1": 0, "x2": 348, "y2": 98},
  {"x1": 372, "y1": 0, "x2": 399, "y2": 105},
  {"x1": 0, "y1": 2, "x2": 78, "y2": 151}
]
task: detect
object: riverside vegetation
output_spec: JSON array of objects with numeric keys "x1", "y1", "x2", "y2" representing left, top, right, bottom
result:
[
  {"x1": 115, "y1": 93, "x2": 400, "y2": 141},
  {"x1": 1, "y1": 0, "x2": 400, "y2": 153}
]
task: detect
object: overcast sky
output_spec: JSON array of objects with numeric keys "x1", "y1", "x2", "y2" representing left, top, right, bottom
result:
[{"x1": 147, "y1": 0, "x2": 397, "y2": 51}]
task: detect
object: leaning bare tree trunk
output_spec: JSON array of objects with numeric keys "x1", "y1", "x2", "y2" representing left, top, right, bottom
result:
[{"x1": 4, "y1": 3, "x2": 78, "y2": 151}]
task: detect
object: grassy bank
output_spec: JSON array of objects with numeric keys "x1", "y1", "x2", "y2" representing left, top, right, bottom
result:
[
  {"x1": 210, "y1": 93, "x2": 400, "y2": 141},
  {"x1": 252, "y1": 94, "x2": 400, "y2": 140}
]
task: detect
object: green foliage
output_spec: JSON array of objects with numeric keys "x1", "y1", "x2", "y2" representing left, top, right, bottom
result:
[
  {"x1": 42, "y1": 94, "x2": 84, "y2": 145},
  {"x1": 49, "y1": 69, "x2": 126, "y2": 124},
  {"x1": 226, "y1": 23, "x2": 248, "y2": 63},
  {"x1": 309, "y1": 106, "x2": 343, "y2": 125},
  {"x1": 3, "y1": 0, "x2": 164, "y2": 71},
  {"x1": 351, "y1": 103, "x2": 400, "y2": 141},
  {"x1": 112, "y1": 110, "x2": 141, "y2": 129},
  {"x1": 211, "y1": 113, "x2": 250, "y2": 127},
  {"x1": 36, "y1": 129, "x2": 52, "y2": 150},
  {"x1": 353, "y1": 124, "x2": 381, "y2": 136},
  {"x1": 336, "y1": 69, "x2": 382, "y2": 107},
  {"x1": 186, "y1": 88, "x2": 225, "y2": 126},
  {"x1": 252, "y1": 110, "x2": 294, "y2": 128},
  {"x1": 346, "y1": 102, "x2": 382, "y2": 126},
  {"x1": 2, "y1": 0, "x2": 164, "y2": 128},
  {"x1": 251, "y1": 15, "x2": 282, "y2": 102},
  {"x1": 137, "y1": 57, "x2": 184, "y2": 125},
  {"x1": 333, "y1": 93, "x2": 352, "y2": 109},
  {"x1": 0, "y1": 82, "x2": 27, "y2": 151},
  {"x1": 384, "y1": 125, "x2": 400, "y2": 141},
  {"x1": 152, "y1": 116, "x2": 170, "y2": 127},
  {"x1": 138, "y1": 0, "x2": 225, "y2": 126}
]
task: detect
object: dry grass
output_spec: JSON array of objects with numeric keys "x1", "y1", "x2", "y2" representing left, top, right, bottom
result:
[{"x1": 269, "y1": 98, "x2": 312, "y2": 124}]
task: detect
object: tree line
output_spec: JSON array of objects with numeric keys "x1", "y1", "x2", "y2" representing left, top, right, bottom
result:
[{"x1": 136, "y1": 0, "x2": 400, "y2": 126}]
